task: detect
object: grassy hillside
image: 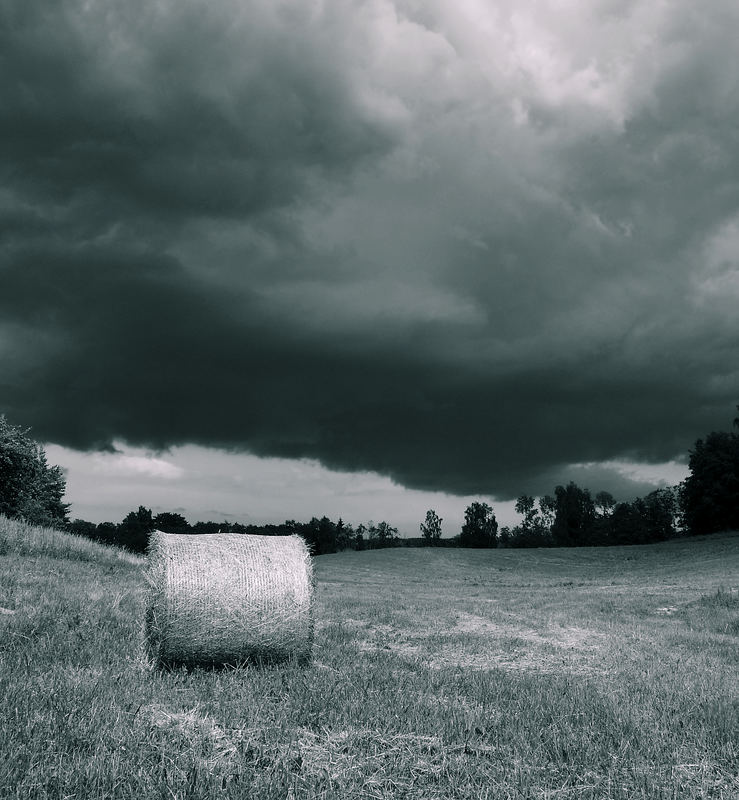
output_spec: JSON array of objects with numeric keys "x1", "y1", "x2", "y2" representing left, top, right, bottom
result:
[{"x1": 1, "y1": 516, "x2": 737, "y2": 799}]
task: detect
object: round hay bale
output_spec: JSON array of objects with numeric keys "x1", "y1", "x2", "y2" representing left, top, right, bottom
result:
[{"x1": 145, "y1": 531, "x2": 314, "y2": 668}]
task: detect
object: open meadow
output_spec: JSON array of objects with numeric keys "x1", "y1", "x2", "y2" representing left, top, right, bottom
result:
[{"x1": 1, "y1": 516, "x2": 737, "y2": 799}]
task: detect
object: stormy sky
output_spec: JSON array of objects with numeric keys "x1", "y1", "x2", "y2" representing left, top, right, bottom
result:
[{"x1": 2, "y1": 0, "x2": 738, "y2": 531}]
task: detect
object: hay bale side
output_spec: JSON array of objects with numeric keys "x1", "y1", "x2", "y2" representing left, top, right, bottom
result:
[{"x1": 145, "y1": 531, "x2": 314, "y2": 668}]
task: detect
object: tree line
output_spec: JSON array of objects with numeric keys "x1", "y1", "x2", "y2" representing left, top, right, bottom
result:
[
  {"x1": 1, "y1": 409, "x2": 738, "y2": 554},
  {"x1": 67, "y1": 510, "x2": 402, "y2": 556},
  {"x1": 60, "y1": 485, "x2": 683, "y2": 554},
  {"x1": 420, "y1": 485, "x2": 678, "y2": 549}
]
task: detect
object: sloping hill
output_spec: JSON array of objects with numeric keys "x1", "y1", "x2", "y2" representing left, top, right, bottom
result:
[{"x1": 0, "y1": 514, "x2": 143, "y2": 565}]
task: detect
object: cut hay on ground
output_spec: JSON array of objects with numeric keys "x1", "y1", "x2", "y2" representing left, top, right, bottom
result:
[{"x1": 145, "y1": 531, "x2": 314, "y2": 668}]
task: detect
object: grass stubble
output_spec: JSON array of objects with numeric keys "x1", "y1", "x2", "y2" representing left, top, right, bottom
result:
[{"x1": 0, "y1": 514, "x2": 737, "y2": 799}]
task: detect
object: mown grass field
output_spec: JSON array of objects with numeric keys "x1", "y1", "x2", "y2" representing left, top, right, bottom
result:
[{"x1": 1, "y1": 515, "x2": 738, "y2": 799}]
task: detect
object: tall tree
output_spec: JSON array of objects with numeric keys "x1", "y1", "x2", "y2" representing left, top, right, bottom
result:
[
  {"x1": 374, "y1": 521, "x2": 399, "y2": 547},
  {"x1": 354, "y1": 523, "x2": 366, "y2": 551},
  {"x1": 335, "y1": 518, "x2": 354, "y2": 551},
  {"x1": 460, "y1": 502, "x2": 498, "y2": 548},
  {"x1": 680, "y1": 423, "x2": 739, "y2": 536},
  {"x1": 551, "y1": 482, "x2": 596, "y2": 546},
  {"x1": 508, "y1": 494, "x2": 553, "y2": 547},
  {"x1": 420, "y1": 509, "x2": 443, "y2": 545}
]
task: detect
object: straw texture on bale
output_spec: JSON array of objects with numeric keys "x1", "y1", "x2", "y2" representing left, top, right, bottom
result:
[{"x1": 145, "y1": 532, "x2": 314, "y2": 668}]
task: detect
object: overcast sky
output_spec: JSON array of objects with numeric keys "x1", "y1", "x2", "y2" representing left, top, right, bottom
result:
[{"x1": 2, "y1": 0, "x2": 738, "y2": 534}]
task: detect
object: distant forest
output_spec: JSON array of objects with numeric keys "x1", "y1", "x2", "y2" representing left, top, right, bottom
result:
[
  {"x1": 2, "y1": 410, "x2": 738, "y2": 556},
  {"x1": 65, "y1": 485, "x2": 681, "y2": 555}
]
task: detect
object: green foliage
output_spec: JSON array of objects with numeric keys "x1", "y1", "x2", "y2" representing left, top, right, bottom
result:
[
  {"x1": 191, "y1": 520, "x2": 230, "y2": 534},
  {"x1": 514, "y1": 494, "x2": 536, "y2": 519},
  {"x1": 95, "y1": 521, "x2": 119, "y2": 546},
  {"x1": 353, "y1": 524, "x2": 366, "y2": 551},
  {"x1": 680, "y1": 423, "x2": 739, "y2": 536},
  {"x1": 68, "y1": 518, "x2": 97, "y2": 539},
  {"x1": 608, "y1": 501, "x2": 643, "y2": 545},
  {"x1": 639, "y1": 487, "x2": 679, "y2": 542},
  {"x1": 0, "y1": 415, "x2": 69, "y2": 527},
  {"x1": 539, "y1": 494, "x2": 556, "y2": 528},
  {"x1": 420, "y1": 508, "x2": 443, "y2": 545},
  {"x1": 152, "y1": 511, "x2": 190, "y2": 534},
  {"x1": 551, "y1": 482, "x2": 596, "y2": 546},
  {"x1": 301, "y1": 516, "x2": 338, "y2": 555},
  {"x1": 373, "y1": 520, "x2": 399, "y2": 546},
  {"x1": 504, "y1": 495, "x2": 554, "y2": 548},
  {"x1": 594, "y1": 490, "x2": 616, "y2": 517},
  {"x1": 459, "y1": 501, "x2": 498, "y2": 548},
  {"x1": 117, "y1": 506, "x2": 153, "y2": 553},
  {"x1": 334, "y1": 518, "x2": 354, "y2": 551},
  {"x1": 355, "y1": 520, "x2": 399, "y2": 550}
]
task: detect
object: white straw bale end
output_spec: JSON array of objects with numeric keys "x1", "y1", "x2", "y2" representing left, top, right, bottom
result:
[{"x1": 145, "y1": 531, "x2": 314, "y2": 668}]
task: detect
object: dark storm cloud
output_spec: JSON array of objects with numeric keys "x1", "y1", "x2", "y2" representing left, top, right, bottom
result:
[
  {"x1": 2, "y1": 0, "x2": 739, "y2": 501},
  {"x1": 0, "y1": 1, "x2": 396, "y2": 229}
]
